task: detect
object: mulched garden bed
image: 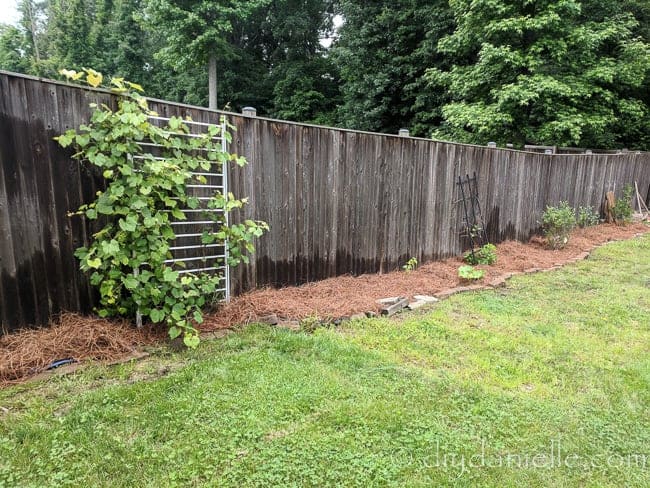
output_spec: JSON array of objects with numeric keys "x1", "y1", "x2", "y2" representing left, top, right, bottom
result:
[
  {"x1": 1, "y1": 221, "x2": 648, "y2": 385},
  {"x1": 0, "y1": 314, "x2": 164, "y2": 386},
  {"x1": 201, "y1": 222, "x2": 649, "y2": 329}
]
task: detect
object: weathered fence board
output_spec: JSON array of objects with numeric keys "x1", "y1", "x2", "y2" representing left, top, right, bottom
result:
[{"x1": 2, "y1": 70, "x2": 650, "y2": 333}]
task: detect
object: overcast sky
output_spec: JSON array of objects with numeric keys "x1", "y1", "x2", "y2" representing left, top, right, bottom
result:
[
  {"x1": 0, "y1": 0, "x2": 20, "y2": 26},
  {"x1": 0, "y1": 3, "x2": 342, "y2": 44}
]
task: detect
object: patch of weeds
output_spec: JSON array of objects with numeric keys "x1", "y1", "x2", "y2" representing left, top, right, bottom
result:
[
  {"x1": 300, "y1": 315, "x2": 326, "y2": 333},
  {"x1": 402, "y1": 257, "x2": 418, "y2": 272}
]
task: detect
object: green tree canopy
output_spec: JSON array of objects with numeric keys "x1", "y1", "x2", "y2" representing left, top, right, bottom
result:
[
  {"x1": 333, "y1": 0, "x2": 454, "y2": 135},
  {"x1": 144, "y1": 0, "x2": 270, "y2": 108},
  {"x1": 0, "y1": 23, "x2": 30, "y2": 73},
  {"x1": 426, "y1": 0, "x2": 650, "y2": 149},
  {"x1": 1, "y1": 0, "x2": 649, "y2": 149},
  {"x1": 239, "y1": 0, "x2": 340, "y2": 123}
]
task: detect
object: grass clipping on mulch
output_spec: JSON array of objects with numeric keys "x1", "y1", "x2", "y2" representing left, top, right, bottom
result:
[{"x1": 0, "y1": 313, "x2": 162, "y2": 385}]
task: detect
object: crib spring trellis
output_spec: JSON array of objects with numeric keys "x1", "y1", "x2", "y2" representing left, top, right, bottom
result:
[{"x1": 131, "y1": 115, "x2": 231, "y2": 327}]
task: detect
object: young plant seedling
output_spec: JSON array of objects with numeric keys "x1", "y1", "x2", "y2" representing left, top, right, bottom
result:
[
  {"x1": 458, "y1": 265, "x2": 485, "y2": 282},
  {"x1": 403, "y1": 257, "x2": 418, "y2": 272}
]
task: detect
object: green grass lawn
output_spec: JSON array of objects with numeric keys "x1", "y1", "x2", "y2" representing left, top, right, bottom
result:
[{"x1": 1, "y1": 235, "x2": 649, "y2": 487}]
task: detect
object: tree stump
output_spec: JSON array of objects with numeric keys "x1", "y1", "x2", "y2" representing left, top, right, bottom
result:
[{"x1": 605, "y1": 191, "x2": 616, "y2": 223}]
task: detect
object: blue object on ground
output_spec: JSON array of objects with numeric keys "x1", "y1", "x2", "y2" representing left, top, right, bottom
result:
[{"x1": 45, "y1": 358, "x2": 77, "y2": 371}]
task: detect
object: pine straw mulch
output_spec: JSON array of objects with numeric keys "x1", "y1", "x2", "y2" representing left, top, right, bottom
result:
[
  {"x1": 1, "y1": 221, "x2": 648, "y2": 386},
  {"x1": 201, "y1": 222, "x2": 650, "y2": 330},
  {"x1": 0, "y1": 314, "x2": 165, "y2": 386}
]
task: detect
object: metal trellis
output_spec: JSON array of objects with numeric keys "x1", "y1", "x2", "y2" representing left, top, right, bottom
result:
[
  {"x1": 132, "y1": 116, "x2": 230, "y2": 327},
  {"x1": 456, "y1": 172, "x2": 488, "y2": 260}
]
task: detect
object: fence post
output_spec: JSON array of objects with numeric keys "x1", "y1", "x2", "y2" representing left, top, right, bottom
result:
[
  {"x1": 242, "y1": 106, "x2": 257, "y2": 117},
  {"x1": 487, "y1": 142, "x2": 497, "y2": 148},
  {"x1": 398, "y1": 128, "x2": 410, "y2": 137}
]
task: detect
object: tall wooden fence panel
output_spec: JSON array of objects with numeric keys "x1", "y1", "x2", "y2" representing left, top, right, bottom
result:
[{"x1": 2, "y1": 71, "x2": 650, "y2": 332}]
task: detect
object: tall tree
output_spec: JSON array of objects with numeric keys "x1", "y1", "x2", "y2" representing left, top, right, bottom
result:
[
  {"x1": 84, "y1": 0, "x2": 175, "y2": 98},
  {"x1": 144, "y1": 0, "x2": 269, "y2": 109},
  {"x1": 333, "y1": 0, "x2": 453, "y2": 135},
  {"x1": 47, "y1": 0, "x2": 95, "y2": 71},
  {"x1": 0, "y1": 1, "x2": 49, "y2": 75},
  {"x1": 426, "y1": 0, "x2": 650, "y2": 149},
  {"x1": 18, "y1": 0, "x2": 43, "y2": 68},
  {"x1": 0, "y1": 0, "x2": 341, "y2": 122},
  {"x1": 0, "y1": 23, "x2": 30, "y2": 73},
  {"x1": 233, "y1": 0, "x2": 341, "y2": 123}
]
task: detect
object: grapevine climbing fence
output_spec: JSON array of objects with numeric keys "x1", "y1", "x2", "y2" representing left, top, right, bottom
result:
[{"x1": 1, "y1": 70, "x2": 650, "y2": 332}]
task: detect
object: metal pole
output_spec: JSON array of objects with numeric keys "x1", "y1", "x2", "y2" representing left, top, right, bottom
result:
[
  {"x1": 221, "y1": 117, "x2": 231, "y2": 303},
  {"x1": 134, "y1": 264, "x2": 142, "y2": 328},
  {"x1": 128, "y1": 152, "x2": 143, "y2": 328},
  {"x1": 471, "y1": 172, "x2": 488, "y2": 245}
]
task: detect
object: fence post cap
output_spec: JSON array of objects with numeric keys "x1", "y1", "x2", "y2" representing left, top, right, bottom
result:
[
  {"x1": 242, "y1": 106, "x2": 257, "y2": 117},
  {"x1": 398, "y1": 128, "x2": 410, "y2": 137},
  {"x1": 487, "y1": 141, "x2": 497, "y2": 148}
]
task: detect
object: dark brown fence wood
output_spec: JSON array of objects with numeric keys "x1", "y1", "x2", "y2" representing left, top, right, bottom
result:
[{"x1": 2, "y1": 70, "x2": 650, "y2": 333}]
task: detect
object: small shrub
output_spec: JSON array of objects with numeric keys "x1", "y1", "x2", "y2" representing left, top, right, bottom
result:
[
  {"x1": 576, "y1": 206, "x2": 600, "y2": 228},
  {"x1": 402, "y1": 257, "x2": 418, "y2": 272},
  {"x1": 541, "y1": 201, "x2": 576, "y2": 249},
  {"x1": 458, "y1": 265, "x2": 485, "y2": 281},
  {"x1": 612, "y1": 186, "x2": 634, "y2": 225},
  {"x1": 464, "y1": 243, "x2": 497, "y2": 265}
]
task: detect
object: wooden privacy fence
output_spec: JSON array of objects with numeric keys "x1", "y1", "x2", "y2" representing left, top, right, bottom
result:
[{"x1": 1, "y1": 70, "x2": 650, "y2": 332}]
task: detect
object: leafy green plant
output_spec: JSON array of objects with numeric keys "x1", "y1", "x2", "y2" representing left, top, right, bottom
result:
[
  {"x1": 55, "y1": 68, "x2": 268, "y2": 347},
  {"x1": 576, "y1": 206, "x2": 600, "y2": 228},
  {"x1": 464, "y1": 243, "x2": 497, "y2": 265},
  {"x1": 612, "y1": 185, "x2": 635, "y2": 225},
  {"x1": 541, "y1": 201, "x2": 576, "y2": 249},
  {"x1": 458, "y1": 265, "x2": 485, "y2": 281},
  {"x1": 402, "y1": 257, "x2": 418, "y2": 272}
]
